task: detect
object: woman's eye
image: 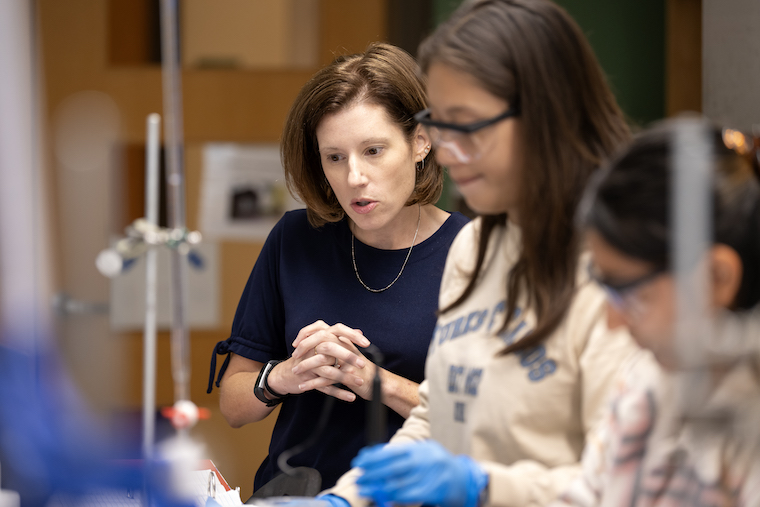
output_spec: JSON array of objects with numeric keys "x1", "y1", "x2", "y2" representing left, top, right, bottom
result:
[
  {"x1": 367, "y1": 147, "x2": 382, "y2": 156},
  {"x1": 327, "y1": 154, "x2": 341, "y2": 162}
]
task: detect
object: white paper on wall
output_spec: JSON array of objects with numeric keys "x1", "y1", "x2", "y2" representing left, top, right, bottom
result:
[
  {"x1": 109, "y1": 242, "x2": 219, "y2": 331},
  {"x1": 198, "y1": 143, "x2": 303, "y2": 242}
]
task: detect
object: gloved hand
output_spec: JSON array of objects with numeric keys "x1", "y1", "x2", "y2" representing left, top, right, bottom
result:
[
  {"x1": 352, "y1": 441, "x2": 488, "y2": 507},
  {"x1": 315, "y1": 494, "x2": 351, "y2": 507}
]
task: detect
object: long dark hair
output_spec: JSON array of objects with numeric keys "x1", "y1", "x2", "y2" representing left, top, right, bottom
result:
[
  {"x1": 581, "y1": 117, "x2": 760, "y2": 310},
  {"x1": 418, "y1": 0, "x2": 631, "y2": 353}
]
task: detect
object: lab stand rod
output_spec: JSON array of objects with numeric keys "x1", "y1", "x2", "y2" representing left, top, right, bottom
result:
[
  {"x1": 142, "y1": 113, "x2": 161, "y2": 459},
  {"x1": 673, "y1": 120, "x2": 713, "y2": 414},
  {"x1": 159, "y1": 0, "x2": 191, "y2": 406}
]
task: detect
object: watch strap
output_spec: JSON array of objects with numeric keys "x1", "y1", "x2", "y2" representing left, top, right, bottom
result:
[{"x1": 254, "y1": 359, "x2": 288, "y2": 407}]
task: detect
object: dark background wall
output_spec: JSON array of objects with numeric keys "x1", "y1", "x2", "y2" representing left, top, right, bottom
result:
[
  {"x1": 559, "y1": 0, "x2": 666, "y2": 127},
  {"x1": 427, "y1": 0, "x2": 667, "y2": 127}
]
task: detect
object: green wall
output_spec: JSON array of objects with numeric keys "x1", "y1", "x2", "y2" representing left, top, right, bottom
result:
[
  {"x1": 557, "y1": 0, "x2": 665, "y2": 128},
  {"x1": 432, "y1": 0, "x2": 466, "y2": 25},
  {"x1": 430, "y1": 0, "x2": 666, "y2": 127}
]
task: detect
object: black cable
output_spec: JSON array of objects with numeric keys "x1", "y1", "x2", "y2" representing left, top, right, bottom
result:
[
  {"x1": 276, "y1": 344, "x2": 387, "y2": 474},
  {"x1": 277, "y1": 395, "x2": 336, "y2": 476},
  {"x1": 364, "y1": 344, "x2": 386, "y2": 445}
]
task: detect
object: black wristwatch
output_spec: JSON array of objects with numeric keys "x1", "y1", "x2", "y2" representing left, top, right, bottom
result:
[{"x1": 254, "y1": 359, "x2": 288, "y2": 407}]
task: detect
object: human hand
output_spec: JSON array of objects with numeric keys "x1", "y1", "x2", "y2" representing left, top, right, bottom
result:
[
  {"x1": 353, "y1": 441, "x2": 488, "y2": 507},
  {"x1": 285, "y1": 321, "x2": 372, "y2": 402},
  {"x1": 298, "y1": 333, "x2": 383, "y2": 403}
]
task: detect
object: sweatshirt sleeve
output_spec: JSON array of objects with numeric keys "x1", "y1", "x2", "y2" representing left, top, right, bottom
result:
[
  {"x1": 577, "y1": 302, "x2": 639, "y2": 435},
  {"x1": 388, "y1": 379, "x2": 432, "y2": 444},
  {"x1": 546, "y1": 428, "x2": 611, "y2": 505},
  {"x1": 550, "y1": 350, "x2": 654, "y2": 507},
  {"x1": 548, "y1": 395, "x2": 616, "y2": 506},
  {"x1": 483, "y1": 287, "x2": 639, "y2": 507},
  {"x1": 480, "y1": 459, "x2": 583, "y2": 507}
]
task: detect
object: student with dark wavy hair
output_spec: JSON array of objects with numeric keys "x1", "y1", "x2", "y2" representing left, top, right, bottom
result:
[
  {"x1": 318, "y1": 1, "x2": 639, "y2": 506},
  {"x1": 207, "y1": 42, "x2": 469, "y2": 494},
  {"x1": 554, "y1": 116, "x2": 760, "y2": 506}
]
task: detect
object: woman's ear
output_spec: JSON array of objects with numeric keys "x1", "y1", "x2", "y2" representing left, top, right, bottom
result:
[
  {"x1": 710, "y1": 244, "x2": 743, "y2": 309},
  {"x1": 413, "y1": 125, "x2": 431, "y2": 163}
]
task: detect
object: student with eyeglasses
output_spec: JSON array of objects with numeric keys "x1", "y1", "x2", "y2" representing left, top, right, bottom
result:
[
  {"x1": 552, "y1": 116, "x2": 760, "y2": 505},
  {"x1": 312, "y1": 1, "x2": 640, "y2": 506}
]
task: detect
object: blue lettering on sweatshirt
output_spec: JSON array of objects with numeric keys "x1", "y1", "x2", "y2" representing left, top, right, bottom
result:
[
  {"x1": 448, "y1": 366, "x2": 484, "y2": 424},
  {"x1": 448, "y1": 365, "x2": 465, "y2": 393},
  {"x1": 464, "y1": 368, "x2": 483, "y2": 395},
  {"x1": 435, "y1": 302, "x2": 557, "y2": 384},
  {"x1": 435, "y1": 301, "x2": 514, "y2": 347},
  {"x1": 518, "y1": 345, "x2": 557, "y2": 382},
  {"x1": 454, "y1": 402, "x2": 465, "y2": 422},
  {"x1": 447, "y1": 365, "x2": 483, "y2": 395}
]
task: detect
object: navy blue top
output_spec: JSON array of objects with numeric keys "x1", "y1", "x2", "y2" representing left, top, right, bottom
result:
[{"x1": 208, "y1": 209, "x2": 469, "y2": 491}]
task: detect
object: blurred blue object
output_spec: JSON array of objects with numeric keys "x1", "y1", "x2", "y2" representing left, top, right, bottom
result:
[
  {"x1": 313, "y1": 495, "x2": 349, "y2": 507},
  {"x1": 187, "y1": 250, "x2": 204, "y2": 270},
  {"x1": 122, "y1": 257, "x2": 139, "y2": 273},
  {"x1": 0, "y1": 345, "x2": 192, "y2": 507},
  {"x1": 205, "y1": 497, "x2": 222, "y2": 507},
  {"x1": 353, "y1": 440, "x2": 488, "y2": 507},
  {"x1": 246, "y1": 497, "x2": 345, "y2": 507}
]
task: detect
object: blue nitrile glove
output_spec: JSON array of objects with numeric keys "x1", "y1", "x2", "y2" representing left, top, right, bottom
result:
[
  {"x1": 315, "y1": 494, "x2": 351, "y2": 507},
  {"x1": 352, "y1": 441, "x2": 488, "y2": 507}
]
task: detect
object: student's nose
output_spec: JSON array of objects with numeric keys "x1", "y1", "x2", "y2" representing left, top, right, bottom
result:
[{"x1": 606, "y1": 302, "x2": 628, "y2": 330}]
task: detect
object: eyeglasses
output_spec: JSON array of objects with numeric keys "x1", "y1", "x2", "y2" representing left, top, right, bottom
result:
[
  {"x1": 722, "y1": 128, "x2": 760, "y2": 180},
  {"x1": 587, "y1": 263, "x2": 666, "y2": 316},
  {"x1": 414, "y1": 106, "x2": 520, "y2": 164}
]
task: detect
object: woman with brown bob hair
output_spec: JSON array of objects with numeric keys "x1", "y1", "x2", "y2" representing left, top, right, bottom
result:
[
  {"x1": 321, "y1": 1, "x2": 639, "y2": 507},
  {"x1": 208, "y1": 42, "x2": 469, "y2": 495},
  {"x1": 282, "y1": 44, "x2": 445, "y2": 227}
]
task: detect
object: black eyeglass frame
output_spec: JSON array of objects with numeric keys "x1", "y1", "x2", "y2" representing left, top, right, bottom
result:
[
  {"x1": 414, "y1": 106, "x2": 521, "y2": 134},
  {"x1": 587, "y1": 264, "x2": 667, "y2": 296}
]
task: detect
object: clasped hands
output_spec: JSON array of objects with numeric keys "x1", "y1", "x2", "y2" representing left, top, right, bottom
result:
[{"x1": 269, "y1": 320, "x2": 377, "y2": 403}]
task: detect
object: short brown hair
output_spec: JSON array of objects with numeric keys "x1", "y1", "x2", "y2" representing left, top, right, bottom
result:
[{"x1": 281, "y1": 42, "x2": 442, "y2": 227}]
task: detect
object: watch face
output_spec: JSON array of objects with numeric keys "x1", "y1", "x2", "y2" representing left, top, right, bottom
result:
[
  {"x1": 258, "y1": 363, "x2": 272, "y2": 388},
  {"x1": 254, "y1": 363, "x2": 271, "y2": 402},
  {"x1": 254, "y1": 360, "x2": 287, "y2": 407}
]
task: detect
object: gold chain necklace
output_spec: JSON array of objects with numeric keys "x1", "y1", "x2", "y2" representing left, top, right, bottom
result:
[{"x1": 351, "y1": 204, "x2": 421, "y2": 293}]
